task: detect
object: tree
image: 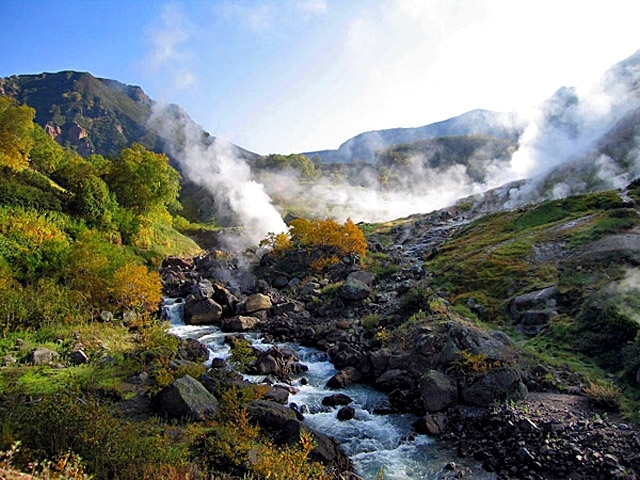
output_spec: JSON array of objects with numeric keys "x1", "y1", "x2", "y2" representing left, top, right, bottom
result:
[
  {"x1": 111, "y1": 263, "x2": 162, "y2": 315},
  {"x1": 0, "y1": 96, "x2": 35, "y2": 171},
  {"x1": 56, "y1": 157, "x2": 117, "y2": 228},
  {"x1": 105, "y1": 143, "x2": 180, "y2": 215},
  {"x1": 29, "y1": 124, "x2": 65, "y2": 174}
]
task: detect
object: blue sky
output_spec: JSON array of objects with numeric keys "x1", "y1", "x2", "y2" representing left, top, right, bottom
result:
[{"x1": 1, "y1": 0, "x2": 639, "y2": 155}]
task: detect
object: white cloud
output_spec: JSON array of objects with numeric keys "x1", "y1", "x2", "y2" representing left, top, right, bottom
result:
[{"x1": 145, "y1": 2, "x2": 197, "y2": 90}]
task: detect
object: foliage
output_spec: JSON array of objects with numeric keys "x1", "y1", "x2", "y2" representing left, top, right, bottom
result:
[
  {"x1": 253, "y1": 153, "x2": 319, "y2": 179},
  {"x1": 398, "y1": 284, "x2": 432, "y2": 317},
  {"x1": 228, "y1": 337, "x2": 257, "y2": 373},
  {"x1": 193, "y1": 392, "x2": 326, "y2": 480},
  {"x1": 261, "y1": 217, "x2": 368, "y2": 272},
  {"x1": 29, "y1": 124, "x2": 66, "y2": 174},
  {"x1": 448, "y1": 350, "x2": 507, "y2": 377},
  {"x1": 105, "y1": 143, "x2": 180, "y2": 215},
  {"x1": 584, "y1": 381, "x2": 623, "y2": 412},
  {"x1": 0, "y1": 96, "x2": 35, "y2": 171},
  {"x1": 110, "y1": 264, "x2": 162, "y2": 316}
]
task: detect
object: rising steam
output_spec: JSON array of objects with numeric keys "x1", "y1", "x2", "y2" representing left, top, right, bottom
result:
[{"x1": 149, "y1": 104, "x2": 287, "y2": 250}]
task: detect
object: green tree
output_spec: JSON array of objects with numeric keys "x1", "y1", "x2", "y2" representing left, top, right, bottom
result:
[
  {"x1": 28, "y1": 124, "x2": 65, "y2": 174},
  {"x1": 56, "y1": 158, "x2": 117, "y2": 228},
  {"x1": 0, "y1": 96, "x2": 35, "y2": 171},
  {"x1": 105, "y1": 143, "x2": 180, "y2": 214}
]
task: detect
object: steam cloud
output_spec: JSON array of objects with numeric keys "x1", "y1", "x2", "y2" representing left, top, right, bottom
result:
[
  {"x1": 148, "y1": 51, "x2": 640, "y2": 250},
  {"x1": 149, "y1": 104, "x2": 287, "y2": 250}
]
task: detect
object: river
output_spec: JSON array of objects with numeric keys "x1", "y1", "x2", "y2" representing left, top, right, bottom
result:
[{"x1": 162, "y1": 298, "x2": 495, "y2": 480}]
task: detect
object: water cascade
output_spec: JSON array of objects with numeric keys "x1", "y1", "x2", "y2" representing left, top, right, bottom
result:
[{"x1": 162, "y1": 299, "x2": 494, "y2": 480}]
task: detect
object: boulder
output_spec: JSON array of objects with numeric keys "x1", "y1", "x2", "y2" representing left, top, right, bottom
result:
[
  {"x1": 69, "y1": 349, "x2": 89, "y2": 365},
  {"x1": 177, "y1": 337, "x2": 210, "y2": 363},
  {"x1": 264, "y1": 386, "x2": 290, "y2": 404},
  {"x1": 346, "y1": 270, "x2": 376, "y2": 286},
  {"x1": 154, "y1": 375, "x2": 219, "y2": 420},
  {"x1": 327, "y1": 367, "x2": 363, "y2": 389},
  {"x1": 183, "y1": 296, "x2": 223, "y2": 325},
  {"x1": 322, "y1": 393, "x2": 353, "y2": 407},
  {"x1": 413, "y1": 413, "x2": 448, "y2": 436},
  {"x1": 245, "y1": 293, "x2": 272, "y2": 313},
  {"x1": 461, "y1": 368, "x2": 528, "y2": 407},
  {"x1": 194, "y1": 280, "x2": 215, "y2": 300},
  {"x1": 419, "y1": 370, "x2": 458, "y2": 412},
  {"x1": 374, "y1": 369, "x2": 414, "y2": 392},
  {"x1": 161, "y1": 256, "x2": 194, "y2": 270},
  {"x1": 220, "y1": 315, "x2": 261, "y2": 332},
  {"x1": 245, "y1": 399, "x2": 348, "y2": 468},
  {"x1": 510, "y1": 286, "x2": 558, "y2": 318},
  {"x1": 337, "y1": 406, "x2": 356, "y2": 421},
  {"x1": 26, "y1": 347, "x2": 59, "y2": 366},
  {"x1": 338, "y1": 277, "x2": 370, "y2": 301}
]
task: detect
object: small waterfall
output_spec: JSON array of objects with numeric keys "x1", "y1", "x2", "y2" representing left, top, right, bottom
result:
[{"x1": 163, "y1": 299, "x2": 495, "y2": 480}]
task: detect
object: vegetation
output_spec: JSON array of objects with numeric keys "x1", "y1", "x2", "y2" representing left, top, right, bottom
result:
[
  {"x1": 261, "y1": 217, "x2": 368, "y2": 272},
  {"x1": 0, "y1": 93, "x2": 332, "y2": 479},
  {"x1": 426, "y1": 189, "x2": 640, "y2": 412}
]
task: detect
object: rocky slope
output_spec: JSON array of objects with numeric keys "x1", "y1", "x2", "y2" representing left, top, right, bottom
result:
[{"x1": 160, "y1": 181, "x2": 640, "y2": 479}]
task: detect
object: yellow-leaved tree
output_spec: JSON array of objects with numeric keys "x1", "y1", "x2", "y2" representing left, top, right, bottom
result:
[
  {"x1": 0, "y1": 96, "x2": 35, "y2": 171},
  {"x1": 263, "y1": 217, "x2": 367, "y2": 271},
  {"x1": 111, "y1": 263, "x2": 162, "y2": 316}
]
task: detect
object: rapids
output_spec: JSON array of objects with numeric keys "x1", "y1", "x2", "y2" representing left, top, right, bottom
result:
[{"x1": 162, "y1": 298, "x2": 495, "y2": 480}]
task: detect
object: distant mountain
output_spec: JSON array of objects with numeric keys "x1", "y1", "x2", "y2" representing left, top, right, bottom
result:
[
  {"x1": 0, "y1": 71, "x2": 256, "y2": 161},
  {"x1": 304, "y1": 109, "x2": 524, "y2": 163}
]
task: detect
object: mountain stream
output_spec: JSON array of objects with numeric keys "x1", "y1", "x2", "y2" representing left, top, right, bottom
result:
[{"x1": 163, "y1": 298, "x2": 495, "y2": 480}]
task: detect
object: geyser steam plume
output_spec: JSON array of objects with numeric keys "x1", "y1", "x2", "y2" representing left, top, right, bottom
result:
[{"x1": 149, "y1": 104, "x2": 287, "y2": 250}]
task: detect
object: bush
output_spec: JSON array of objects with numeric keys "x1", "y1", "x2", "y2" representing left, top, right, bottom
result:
[{"x1": 584, "y1": 381, "x2": 622, "y2": 411}]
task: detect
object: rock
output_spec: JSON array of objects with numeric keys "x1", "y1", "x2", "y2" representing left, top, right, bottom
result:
[
  {"x1": 322, "y1": 393, "x2": 353, "y2": 407},
  {"x1": 327, "y1": 367, "x2": 363, "y2": 389},
  {"x1": 337, "y1": 406, "x2": 356, "y2": 421},
  {"x1": 2, "y1": 355, "x2": 17, "y2": 367},
  {"x1": 272, "y1": 275, "x2": 289, "y2": 289},
  {"x1": 153, "y1": 375, "x2": 219, "y2": 421},
  {"x1": 183, "y1": 296, "x2": 223, "y2": 325},
  {"x1": 374, "y1": 369, "x2": 414, "y2": 392},
  {"x1": 194, "y1": 280, "x2": 215, "y2": 300},
  {"x1": 69, "y1": 349, "x2": 89, "y2": 365},
  {"x1": 254, "y1": 353, "x2": 279, "y2": 375},
  {"x1": 419, "y1": 370, "x2": 458, "y2": 412},
  {"x1": 264, "y1": 385, "x2": 290, "y2": 404},
  {"x1": 346, "y1": 270, "x2": 376, "y2": 286},
  {"x1": 461, "y1": 368, "x2": 528, "y2": 407},
  {"x1": 245, "y1": 293, "x2": 272, "y2": 313},
  {"x1": 510, "y1": 286, "x2": 558, "y2": 317},
  {"x1": 177, "y1": 337, "x2": 210, "y2": 363},
  {"x1": 99, "y1": 311, "x2": 113, "y2": 322},
  {"x1": 414, "y1": 413, "x2": 448, "y2": 435},
  {"x1": 162, "y1": 256, "x2": 194, "y2": 270},
  {"x1": 338, "y1": 277, "x2": 370, "y2": 301},
  {"x1": 220, "y1": 315, "x2": 261, "y2": 332},
  {"x1": 26, "y1": 347, "x2": 59, "y2": 366},
  {"x1": 245, "y1": 399, "x2": 349, "y2": 468}
]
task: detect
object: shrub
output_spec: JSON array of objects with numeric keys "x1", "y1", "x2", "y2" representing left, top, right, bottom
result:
[{"x1": 584, "y1": 381, "x2": 622, "y2": 411}]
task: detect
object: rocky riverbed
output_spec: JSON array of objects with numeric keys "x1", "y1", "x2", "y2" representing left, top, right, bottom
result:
[{"x1": 159, "y1": 197, "x2": 640, "y2": 479}]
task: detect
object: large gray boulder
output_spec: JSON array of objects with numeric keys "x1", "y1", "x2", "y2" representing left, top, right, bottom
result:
[
  {"x1": 419, "y1": 370, "x2": 458, "y2": 412},
  {"x1": 461, "y1": 368, "x2": 528, "y2": 407},
  {"x1": 245, "y1": 399, "x2": 349, "y2": 468},
  {"x1": 27, "y1": 347, "x2": 59, "y2": 366},
  {"x1": 245, "y1": 293, "x2": 272, "y2": 313},
  {"x1": 220, "y1": 315, "x2": 261, "y2": 332},
  {"x1": 338, "y1": 277, "x2": 370, "y2": 301},
  {"x1": 154, "y1": 375, "x2": 219, "y2": 420},
  {"x1": 183, "y1": 296, "x2": 223, "y2": 325}
]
